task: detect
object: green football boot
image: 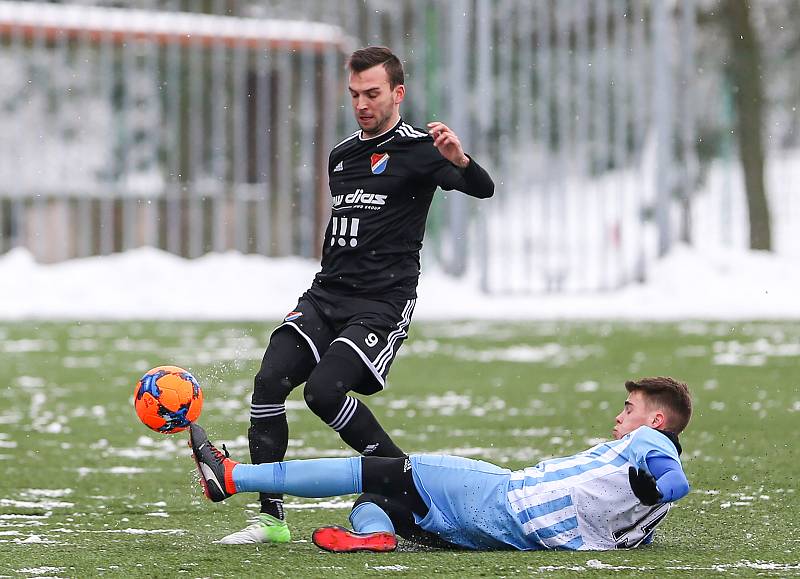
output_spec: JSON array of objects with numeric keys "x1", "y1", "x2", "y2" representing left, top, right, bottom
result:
[{"x1": 217, "y1": 513, "x2": 292, "y2": 545}]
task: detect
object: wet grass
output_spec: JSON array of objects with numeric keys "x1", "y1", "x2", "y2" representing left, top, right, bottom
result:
[{"x1": 1, "y1": 320, "x2": 799, "y2": 577}]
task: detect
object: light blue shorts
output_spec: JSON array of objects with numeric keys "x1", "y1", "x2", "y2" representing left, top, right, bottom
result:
[{"x1": 410, "y1": 454, "x2": 531, "y2": 550}]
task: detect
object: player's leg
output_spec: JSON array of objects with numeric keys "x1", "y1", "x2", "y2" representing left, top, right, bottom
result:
[
  {"x1": 311, "y1": 496, "x2": 398, "y2": 553},
  {"x1": 193, "y1": 427, "x2": 412, "y2": 552},
  {"x1": 317, "y1": 492, "x2": 455, "y2": 550},
  {"x1": 311, "y1": 491, "x2": 455, "y2": 553},
  {"x1": 314, "y1": 457, "x2": 457, "y2": 552},
  {"x1": 193, "y1": 430, "x2": 414, "y2": 504},
  {"x1": 303, "y1": 341, "x2": 404, "y2": 457},
  {"x1": 219, "y1": 326, "x2": 318, "y2": 544},
  {"x1": 193, "y1": 429, "x2": 502, "y2": 551},
  {"x1": 190, "y1": 428, "x2": 458, "y2": 551},
  {"x1": 249, "y1": 328, "x2": 316, "y2": 518},
  {"x1": 191, "y1": 423, "x2": 363, "y2": 502},
  {"x1": 306, "y1": 296, "x2": 415, "y2": 456}
]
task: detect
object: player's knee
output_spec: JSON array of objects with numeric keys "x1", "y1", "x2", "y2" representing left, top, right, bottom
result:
[
  {"x1": 252, "y1": 328, "x2": 315, "y2": 407},
  {"x1": 304, "y1": 346, "x2": 366, "y2": 424},
  {"x1": 252, "y1": 365, "x2": 293, "y2": 405},
  {"x1": 302, "y1": 373, "x2": 347, "y2": 424},
  {"x1": 252, "y1": 332, "x2": 310, "y2": 407}
]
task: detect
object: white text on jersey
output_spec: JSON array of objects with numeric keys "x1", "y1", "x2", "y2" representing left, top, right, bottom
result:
[{"x1": 332, "y1": 188, "x2": 387, "y2": 211}]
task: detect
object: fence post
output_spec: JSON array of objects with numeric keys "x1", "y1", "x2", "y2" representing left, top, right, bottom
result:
[
  {"x1": 475, "y1": 0, "x2": 493, "y2": 292},
  {"x1": 652, "y1": 0, "x2": 675, "y2": 257},
  {"x1": 445, "y1": 0, "x2": 469, "y2": 276}
]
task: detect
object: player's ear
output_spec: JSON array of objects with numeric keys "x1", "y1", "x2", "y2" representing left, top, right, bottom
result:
[
  {"x1": 393, "y1": 84, "x2": 405, "y2": 105},
  {"x1": 652, "y1": 411, "x2": 666, "y2": 430}
]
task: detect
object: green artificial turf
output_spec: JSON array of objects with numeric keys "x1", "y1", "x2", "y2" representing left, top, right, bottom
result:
[{"x1": 1, "y1": 320, "x2": 798, "y2": 577}]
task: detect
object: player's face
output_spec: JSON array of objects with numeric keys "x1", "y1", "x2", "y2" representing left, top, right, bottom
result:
[
  {"x1": 612, "y1": 390, "x2": 664, "y2": 439},
  {"x1": 348, "y1": 65, "x2": 404, "y2": 138}
]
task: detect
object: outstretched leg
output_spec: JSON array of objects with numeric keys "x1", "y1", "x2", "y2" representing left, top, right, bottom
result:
[
  {"x1": 192, "y1": 427, "x2": 399, "y2": 552},
  {"x1": 190, "y1": 432, "x2": 454, "y2": 552},
  {"x1": 190, "y1": 423, "x2": 362, "y2": 502}
]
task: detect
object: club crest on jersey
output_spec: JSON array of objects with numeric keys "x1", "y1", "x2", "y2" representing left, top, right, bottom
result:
[
  {"x1": 370, "y1": 152, "x2": 390, "y2": 174},
  {"x1": 284, "y1": 311, "x2": 303, "y2": 322}
]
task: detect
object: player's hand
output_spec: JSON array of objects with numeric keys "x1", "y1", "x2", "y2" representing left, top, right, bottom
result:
[
  {"x1": 628, "y1": 466, "x2": 663, "y2": 506},
  {"x1": 427, "y1": 121, "x2": 469, "y2": 168}
]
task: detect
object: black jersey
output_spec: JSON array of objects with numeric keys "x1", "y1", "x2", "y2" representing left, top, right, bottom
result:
[{"x1": 312, "y1": 119, "x2": 494, "y2": 300}]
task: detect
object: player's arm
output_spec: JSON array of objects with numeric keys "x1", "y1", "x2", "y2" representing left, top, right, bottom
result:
[
  {"x1": 647, "y1": 455, "x2": 690, "y2": 503},
  {"x1": 629, "y1": 455, "x2": 690, "y2": 505},
  {"x1": 426, "y1": 121, "x2": 494, "y2": 199}
]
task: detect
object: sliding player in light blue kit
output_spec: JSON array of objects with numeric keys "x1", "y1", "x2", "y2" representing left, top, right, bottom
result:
[{"x1": 190, "y1": 377, "x2": 692, "y2": 552}]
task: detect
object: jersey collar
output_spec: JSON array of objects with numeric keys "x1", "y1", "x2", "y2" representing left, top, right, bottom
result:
[
  {"x1": 657, "y1": 430, "x2": 683, "y2": 456},
  {"x1": 358, "y1": 117, "x2": 402, "y2": 142}
]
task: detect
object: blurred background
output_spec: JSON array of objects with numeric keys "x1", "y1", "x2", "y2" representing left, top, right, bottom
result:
[{"x1": 0, "y1": 0, "x2": 797, "y2": 293}]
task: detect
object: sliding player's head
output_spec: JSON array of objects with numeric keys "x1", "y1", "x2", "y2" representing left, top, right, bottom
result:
[
  {"x1": 347, "y1": 46, "x2": 405, "y2": 138},
  {"x1": 613, "y1": 377, "x2": 692, "y2": 439}
]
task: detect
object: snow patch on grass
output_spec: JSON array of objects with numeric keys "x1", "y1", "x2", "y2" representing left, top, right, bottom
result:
[
  {"x1": 76, "y1": 466, "x2": 151, "y2": 476},
  {"x1": 0, "y1": 498, "x2": 73, "y2": 509},
  {"x1": 23, "y1": 489, "x2": 73, "y2": 498},
  {"x1": 282, "y1": 498, "x2": 353, "y2": 510},
  {"x1": 402, "y1": 340, "x2": 602, "y2": 365},
  {"x1": 17, "y1": 567, "x2": 65, "y2": 575}
]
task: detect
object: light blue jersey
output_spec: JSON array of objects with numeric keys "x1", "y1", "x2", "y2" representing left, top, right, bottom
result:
[{"x1": 410, "y1": 426, "x2": 682, "y2": 551}]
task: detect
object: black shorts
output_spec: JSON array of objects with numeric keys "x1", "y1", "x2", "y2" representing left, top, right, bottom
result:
[{"x1": 273, "y1": 286, "x2": 416, "y2": 392}]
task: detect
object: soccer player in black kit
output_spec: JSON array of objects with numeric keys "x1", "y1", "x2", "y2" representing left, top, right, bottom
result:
[{"x1": 219, "y1": 46, "x2": 494, "y2": 544}]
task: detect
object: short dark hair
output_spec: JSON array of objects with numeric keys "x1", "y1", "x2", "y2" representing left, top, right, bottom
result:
[
  {"x1": 347, "y1": 46, "x2": 404, "y2": 88},
  {"x1": 625, "y1": 377, "x2": 693, "y2": 434}
]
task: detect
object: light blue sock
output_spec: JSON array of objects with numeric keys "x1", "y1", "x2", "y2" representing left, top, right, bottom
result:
[
  {"x1": 232, "y1": 457, "x2": 362, "y2": 497},
  {"x1": 349, "y1": 502, "x2": 395, "y2": 534}
]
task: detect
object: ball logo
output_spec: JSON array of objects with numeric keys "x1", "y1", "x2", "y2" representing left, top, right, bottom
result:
[{"x1": 370, "y1": 152, "x2": 390, "y2": 174}]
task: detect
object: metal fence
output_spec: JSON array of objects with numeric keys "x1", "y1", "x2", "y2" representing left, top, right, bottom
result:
[
  {"x1": 0, "y1": 0, "x2": 797, "y2": 293},
  {"x1": 0, "y1": 0, "x2": 353, "y2": 262}
]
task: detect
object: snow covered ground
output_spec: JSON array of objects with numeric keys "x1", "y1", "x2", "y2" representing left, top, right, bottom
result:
[{"x1": 1, "y1": 244, "x2": 798, "y2": 321}]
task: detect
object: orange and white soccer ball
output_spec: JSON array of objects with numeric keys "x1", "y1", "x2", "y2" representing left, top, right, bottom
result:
[{"x1": 133, "y1": 366, "x2": 203, "y2": 434}]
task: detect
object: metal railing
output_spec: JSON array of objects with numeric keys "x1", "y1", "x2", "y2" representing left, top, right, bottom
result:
[{"x1": 1, "y1": 0, "x2": 797, "y2": 293}]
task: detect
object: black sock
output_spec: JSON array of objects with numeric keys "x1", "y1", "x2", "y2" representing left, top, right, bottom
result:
[
  {"x1": 249, "y1": 416, "x2": 289, "y2": 519},
  {"x1": 262, "y1": 498, "x2": 285, "y2": 520},
  {"x1": 336, "y1": 399, "x2": 405, "y2": 458}
]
